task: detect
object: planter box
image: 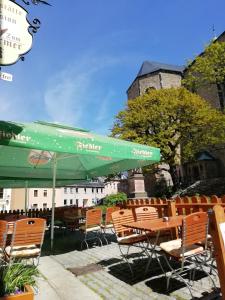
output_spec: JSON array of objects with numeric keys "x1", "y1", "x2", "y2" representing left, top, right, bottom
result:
[{"x1": 0, "y1": 285, "x2": 34, "y2": 300}]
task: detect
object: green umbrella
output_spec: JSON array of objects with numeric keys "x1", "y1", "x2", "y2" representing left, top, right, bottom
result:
[{"x1": 0, "y1": 120, "x2": 160, "y2": 247}]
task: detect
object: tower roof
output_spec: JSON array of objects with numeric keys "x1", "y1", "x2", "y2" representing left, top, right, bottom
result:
[{"x1": 137, "y1": 61, "x2": 184, "y2": 78}]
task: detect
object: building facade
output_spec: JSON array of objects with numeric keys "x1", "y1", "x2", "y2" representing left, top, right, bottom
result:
[
  {"x1": 126, "y1": 31, "x2": 225, "y2": 194},
  {"x1": 182, "y1": 30, "x2": 225, "y2": 183},
  {"x1": 0, "y1": 188, "x2": 11, "y2": 211},
  {"x1": 5, "y1": 180, "x2": 120, "y2": 211}
]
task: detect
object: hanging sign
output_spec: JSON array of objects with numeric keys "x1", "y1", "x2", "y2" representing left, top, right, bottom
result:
[
  {"x1": 0, "y1": 71, "x2": 13, "y2": 81},
  {"x1": 0, "y1": 0, "x2": 33, "y2": 66}
]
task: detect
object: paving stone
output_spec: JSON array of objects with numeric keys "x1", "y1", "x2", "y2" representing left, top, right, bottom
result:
[{"x1": 40, "y1": 229, "x2": 220, "y2": 300}]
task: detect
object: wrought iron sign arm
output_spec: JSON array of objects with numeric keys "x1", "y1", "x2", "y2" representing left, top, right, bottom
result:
[{"x1": 11, "y1": 0, "x2": 51, "y2": 6}]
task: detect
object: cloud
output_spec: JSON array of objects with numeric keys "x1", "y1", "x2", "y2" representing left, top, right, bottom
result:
[{"x1": 44, "y1": 52, "x2": 121, "y2": 132}]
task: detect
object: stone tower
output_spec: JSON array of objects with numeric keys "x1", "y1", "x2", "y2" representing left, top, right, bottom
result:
[
  {"x1": 127, "y1": 61, "x2": 184, "y2": 99},
  {"x1": 127, "y1": 61, "x2": 184, "y2": 197}
]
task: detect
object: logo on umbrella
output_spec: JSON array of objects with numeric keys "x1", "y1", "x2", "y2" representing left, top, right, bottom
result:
[
  {"x1": 132, "y1": 148, "x2": 152, "y2": 157},
  {"x1": 28, "y1": 150, "x2": 53, "y2": 165}
]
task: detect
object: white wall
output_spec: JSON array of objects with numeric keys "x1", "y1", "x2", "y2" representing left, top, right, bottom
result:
[{"x1": 0, "y1": 189, "x2": 11, "y2": 211}]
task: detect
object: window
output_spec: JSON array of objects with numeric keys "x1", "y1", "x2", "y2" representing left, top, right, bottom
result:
[
  {"x1": 0, "y1": 188, "x2": 3, "y2": 199},
  {"x1": 64, "y1": 188, "x2": 67, "y2": 194},
  {"x1": 64, "y1": 199, "x2": 67, "y2": 205},
  {"x1": 33, "y1": 204, "x2": 38, "y2": 208},
  {"x1": 217, "y1": 83, "x2": 225, "y2": 110},
  {"x1": 101, "y1": 188, "x2": 103, "y2": 193},
  {"x1": 84, "y1": 188, "x2": 87, "y2": 193},
  {"x1": 70, "y1": 188, "x2": 73, "y2": 194},
  {"x1": 76, "y1": 188, "x2": 79, "y2": 193},
  {"x1": 96, "y1": 188, "x2": 98, "y2": 194},
  {"x1": 76, "y1": 199, "x2": 79, "y2": 206},
  {"x1": 92, "y1": 188, "x2": 94, "y2": 193},
  {"x1": 70, "y1": 199, "x2": 73, "y2": 205},
  {"x1": 145, "y1": 86, "x2": 156, "y2": 93},
  {"x1": 43, "y1": 190, "x2": 47, "y2": 197},
  {"x1": 43, "y1": 203, "x2": 47, "y2": 208},
  {"x1": 34, "y1": 190, "x2": 38, "y2": 197}
]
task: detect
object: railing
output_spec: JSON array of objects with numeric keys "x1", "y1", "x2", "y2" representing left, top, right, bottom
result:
[
  {"x1": 121, "y1": 195, "x2": 225, "y2": 218},
  {"x1": 1, "y1": 195, "x2": 225, "y2": 220},
  {"x1": 0, "y1": 205, "x2": 79, "y2": 220}
]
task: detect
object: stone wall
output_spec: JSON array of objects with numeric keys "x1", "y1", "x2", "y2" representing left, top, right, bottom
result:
[
  {"x1": 127, "y1": 78, "x2": 139, "y2": 100},
  {"x1": 160, "y1": 72, "x2": 182, "y2": 88},
  {"x1": 196, "y1": 84, "x2": 221, "y2": 109},
  {"x1": 127, "y1": 71, "x2": 182, "y2": 99},
  {"x1": 139, "y1": 73, "x2": 161, "y2": 93}
]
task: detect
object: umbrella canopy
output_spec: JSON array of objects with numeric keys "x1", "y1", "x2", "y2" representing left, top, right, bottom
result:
[
  {"x1": 0, "y1": 120, "x2": 160, "y2": 248},
  {"x1": 0, "y1": 120, "x2": 160, "y2": 181}
]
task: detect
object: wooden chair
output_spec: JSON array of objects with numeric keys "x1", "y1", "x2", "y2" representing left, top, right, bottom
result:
[
  {"x1": 80, "y1": 208, "x2": 103, "y2": 249},
  {"x1": 0, "y1": 220, "x2": 8, "y2": 264},
  {"x1": 160, "y1": 212, "x2": 216, "y2": 297},
  {"x1": 134, "y1": 206, "x2": 158, "y2": 222},
  {"x1": 111, "y1": 209, "x2": 149, "y2": 276},
  {"x1": 63, "y1": 209, "x2": 81, "y2": 231},
  {"x1": 5, "y1": 218, "x2": 46, "y2": 265},
  {"x1": 210, "y1": 195, "x2": 221, "y2": 204},
  {"x1": 101, "y1": 206, "x2": 120, "y2": 244}
]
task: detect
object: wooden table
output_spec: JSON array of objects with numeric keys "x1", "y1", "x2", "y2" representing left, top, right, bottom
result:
[
  {"x1": 123, "y1": 216, "x2": 184, "y2": 273},
  {"x1": 124, "y1": 215, "x2": 183, "y2": 232}
]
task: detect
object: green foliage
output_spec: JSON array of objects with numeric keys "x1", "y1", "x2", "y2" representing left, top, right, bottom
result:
[
  {"x1": 183, "y1": 41, "x2": 225, "y2": 89},
  {"x1": 154, "y1": 176, "x2": 174, "y2": 198},
  {"x1": 103, "y1": 192, "x2": 127, "y2": 206},
  {"x1": 0, "y1": 263, "x2": 40, "y2": 296},
  {"x1": 112, "y1": 87, "x2": 225, "y2": 185}
]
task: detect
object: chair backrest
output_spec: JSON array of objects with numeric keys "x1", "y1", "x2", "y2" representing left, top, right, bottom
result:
[
  {"x1": 210, "y1": 195, "x2": 221, "y2": 204},
  {"x1": 85, "y1": 208, "x2": 102, "y2": 228},
  {"x1": 182, "y1": 212, "x2": 208, "y2": 249},
  {"x1": 64, "y1": 208, "x2": 80, "y2": 219},
  {"x1": 199, "y1": 195, "x2": 208, "y2": 203},
  {"x1": 11, "y1": 218, "x2": 46, "y2": 248},
  {"x1": 135, "y1": 206, "x2": 158, "y2": 222},
  {"x1": 0, "y1": 220, "x2": 8, "y2": 250},
  {"x1": 105, "y1": 206, "x2": 120, "y2": 225},
  {"x1": 111, "y1": 209, "x2": 134, "y2": 237}
]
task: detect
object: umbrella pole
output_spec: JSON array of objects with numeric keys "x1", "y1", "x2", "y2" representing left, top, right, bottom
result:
[
  {"x1": 25, "y1": 180, "x2": 28, "y2": 216},
  {"x1": 50, "y1": 153, "x2": 57, "y2": 251}
]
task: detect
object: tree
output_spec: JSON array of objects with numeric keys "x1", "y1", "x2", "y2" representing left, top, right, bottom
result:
[
  {"x1": 183, "y1": 41, "x2": 225, "y2": 108},
  {"x1": 111, "y1": 87, "x2": 225, "y2": 190},
  {"x1": 103, "y1": 192, "x2": 127, "y2": 206}
]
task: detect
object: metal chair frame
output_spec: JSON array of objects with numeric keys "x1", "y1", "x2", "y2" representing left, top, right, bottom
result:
[
  {"x1": 134, "y1": 206, "x2": 166, "y2": 274},
  {"x1": 80, "y1": 208, "x2": 103, "y2": 250},
  {"x1": 101, "y1": 206, "x2": 120, "y2": 244},
  {"x1": 161, "y1": 212, "x2": 216, "y2": 298},
  {"x1": 112, "y1": 209, "x2": 150, "y2": 277},
  {"x1": 5, "y1": 218, "x2": 46, "y2": 266}
]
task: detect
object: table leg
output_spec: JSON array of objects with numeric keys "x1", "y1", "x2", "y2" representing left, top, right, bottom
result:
[{"x1": 144, "y1": 230, "x2": 165, "y2": 275}]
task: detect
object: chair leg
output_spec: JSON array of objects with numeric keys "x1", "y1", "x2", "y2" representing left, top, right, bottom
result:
[
  {"x1": 118, "y1": 244, "x2": 134, "y2": 277},
  {"x1": 96, "y1": 230, "x2": 103, "y2": 246},
  {"x1": 81, "y1": 230, "x2": 104, "y2": 250},
  {"x1": 193, "y1": 256, "x2": 217, "y2": 289},
  {"x1": 81, "y1": 232, "x2": 89, "y2": 250},
  {"x1": 101, "y1": 227, "x2": 109, "y2": 245},
  {"x1": 163, "y1": 255, "x2": 194, "y2": 299}
]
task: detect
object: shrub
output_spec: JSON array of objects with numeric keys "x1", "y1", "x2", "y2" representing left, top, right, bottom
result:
[
  {"x1": 0, "y1": 263, "x2": 40, "y2": 296},
  {"x1": 103, "y1": 192, "x2": 127, "y2": 206}
]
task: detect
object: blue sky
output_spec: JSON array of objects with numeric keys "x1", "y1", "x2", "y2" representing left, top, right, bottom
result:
[{"x1": 1, "y1": 0, "x2": 224, "y2": 135}]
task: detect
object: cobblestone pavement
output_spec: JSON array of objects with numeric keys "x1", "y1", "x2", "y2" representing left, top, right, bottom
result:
[{"x1": 40, "y1": 229, "x2": 222, "y2": 300}]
